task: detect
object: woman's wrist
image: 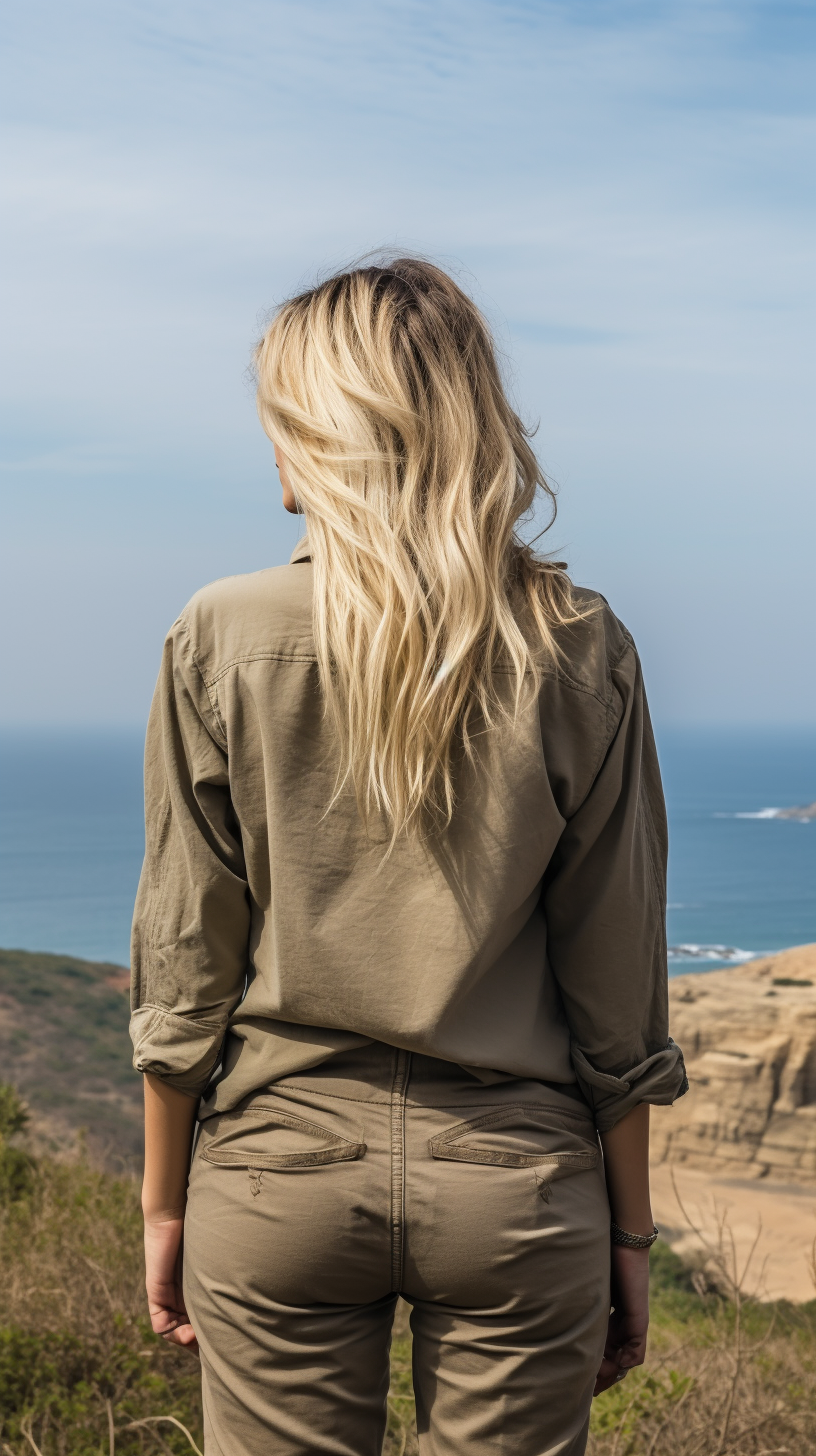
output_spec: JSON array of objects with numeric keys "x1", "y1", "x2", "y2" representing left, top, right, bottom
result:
[
  {"x1": 142, "y1": 1074, "x2": 198, "y2": 1233},
  {"x1": 611, "y1": 1219, "x2": 658, "y2": 1249},
  {"x1": 607, "y1": 1205, "x2": 655, "y2": 1239}
]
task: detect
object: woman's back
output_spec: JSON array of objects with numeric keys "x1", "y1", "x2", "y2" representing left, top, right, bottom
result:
[{"x1": 131, "y1": 534, "x2": 681, "y2": 1129}]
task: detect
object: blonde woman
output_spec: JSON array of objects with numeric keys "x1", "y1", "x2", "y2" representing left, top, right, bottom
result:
[{"x1": 132, "y1": 258, "x2": 687, "y2": 1456}]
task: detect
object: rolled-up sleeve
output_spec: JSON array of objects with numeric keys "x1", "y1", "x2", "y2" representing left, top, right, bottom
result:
[
  {"x1": 130, "y1": 616, "x2": 250, "y2": 1098},
  {"x1": 543, "y1": 640, "x2": 687, "y2": 1131}
]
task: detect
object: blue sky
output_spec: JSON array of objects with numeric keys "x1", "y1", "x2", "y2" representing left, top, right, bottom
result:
[{"x1": 1, "y1": 0, "x2": 814, "y2": 725}]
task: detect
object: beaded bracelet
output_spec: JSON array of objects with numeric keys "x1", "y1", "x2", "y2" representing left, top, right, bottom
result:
[{"x1": 611, "y1": 1221, "x2": 659, "y2": 1249}]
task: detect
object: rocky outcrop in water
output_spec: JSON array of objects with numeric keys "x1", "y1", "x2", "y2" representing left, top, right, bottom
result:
[{"x1": 651, "y1": 944, "x2": 816, "y2": 1185}]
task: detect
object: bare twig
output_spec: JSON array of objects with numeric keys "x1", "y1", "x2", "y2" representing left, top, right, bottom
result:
[
  {"x1": 712, "y1": 1227, "x2": 741, "y2": 1456},
  {"x1": 608, "y1": 1383, "x2": 645, "y2": 1456},
  {"x1": 81, "y1": 1254, "x2": 118, "y2": 1315},
  {"x1": 106, "y1": 1397, "x2": 115, "y2": 1456},
  {"x1": 735, "y1": 1215, "x2": 764, "y2": 1298},
  {"x1": 120, "y1": 1417, "x2": 203, "y2": 1456},
  {"x1": 752, "y1": 1308, "x2": 778, "y2": 1353},
  {"x1": 144, "y1": 1430, "x2": 174, "y2": 1456},
  {"x1": 719, "y1": 1404, "x2": 786, "y2": 1453},
  {"x1": 18, "y1": 1420, "x2": 44, "y2": 1456},
  {"x1": 644, "y1": 1377, "x2": 695, "y2": 1456},
  {"x1": 607, "y1": 1339, "x2": 696, "y2": 1456}
]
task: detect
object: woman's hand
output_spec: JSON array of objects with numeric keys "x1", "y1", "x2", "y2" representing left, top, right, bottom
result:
[
  {"x1": 144, "y1": 1214, "x2": 199, "y2": 1353},
  {"x1": 596, "y1": 1103, "x2": 653, "y2": 1396},
  {"x1": 142, "y1": 1075, "x2": 201, "y2": 1355},
  {"x1": 593, "y1": 1245, "x2": 649, "y2": 1395}
]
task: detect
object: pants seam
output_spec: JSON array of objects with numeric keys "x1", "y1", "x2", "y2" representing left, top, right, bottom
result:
[{"x1": 390, "y1": 1047, "x2": 411, "y2": 1291}]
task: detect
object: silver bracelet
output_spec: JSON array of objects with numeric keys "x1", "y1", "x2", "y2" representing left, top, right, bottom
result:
[{"x1": 611, "y1": 1221, "x2": 659, "y2": 1249}]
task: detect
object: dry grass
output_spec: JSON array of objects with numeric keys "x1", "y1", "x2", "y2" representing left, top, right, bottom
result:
[
  {"x1": 587, "y1": 1320, "x2": 816, "y2": 1456},
  {"x1": 1, "y1": 1129, "x2": 813, "y2": 1455},
  {"x1": 385, "y1": 1301, "x2": 418, "y2": 1456},
  {"x1": 0, "y1": 1153, "x2": 202, "y2": 1455}
]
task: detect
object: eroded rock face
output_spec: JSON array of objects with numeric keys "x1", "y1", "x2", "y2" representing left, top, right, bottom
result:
[{"x1": 651, "y1": 944, "x2": 816, "y2": 1185}]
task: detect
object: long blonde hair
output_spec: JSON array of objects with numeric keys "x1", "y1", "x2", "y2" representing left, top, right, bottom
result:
[{"x1": 255, "y1": 257, "x2": 587, "y2": 842}]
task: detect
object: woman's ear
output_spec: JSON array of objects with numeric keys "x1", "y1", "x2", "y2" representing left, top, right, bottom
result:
[{"x1": 273, "y1": 444, "x2": 300, "y2": 514}]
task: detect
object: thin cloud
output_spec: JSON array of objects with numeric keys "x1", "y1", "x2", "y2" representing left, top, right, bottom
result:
[{"x1": 0, "y1": 0, "x2": 813, "y2": 724}]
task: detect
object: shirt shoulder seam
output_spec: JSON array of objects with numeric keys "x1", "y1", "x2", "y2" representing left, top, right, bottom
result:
[
  {"x1": 205, "y1": 650, "x2": 319, "y2": 688},
  {"x1": 176, "y1": 614, "x2": 230, "y2": 747},
  {"x1": 560, "y1": 636, "x2": 636, "y2": 814}
]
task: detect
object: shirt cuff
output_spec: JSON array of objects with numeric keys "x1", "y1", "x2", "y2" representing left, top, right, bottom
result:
[
  {"x1": 570, "y1": 1038, "x2": 688, "y2": 1132},
  {"x1": 130, "y1": 1004, "x2": 228, "y2": 1098}
]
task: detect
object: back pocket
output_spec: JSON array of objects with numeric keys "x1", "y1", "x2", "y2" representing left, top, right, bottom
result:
[
  {"x1": 429, "y1": 1104, "x2": 598, "y2": 1173},
  {"x1": 199, "y1": 1103, "x2": 366, "y2": 1170}
]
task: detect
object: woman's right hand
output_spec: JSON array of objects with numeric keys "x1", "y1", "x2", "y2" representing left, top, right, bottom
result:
[{"x1": 144, "y1": 1214, "x2": 199, "y2": 1353}]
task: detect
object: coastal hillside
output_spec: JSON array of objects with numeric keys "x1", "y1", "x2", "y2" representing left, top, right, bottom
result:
[
  {"x1": 652, "y1": 942, "x2": 816, "y2": 1184},
  {"x1": 0, "y1": 947, "x2": 140, "y2": 1163}
]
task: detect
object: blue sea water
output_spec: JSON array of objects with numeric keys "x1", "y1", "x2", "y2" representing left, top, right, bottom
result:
[
  {"x1": 0, "y1": 729, "x2": 146, "y2": 966},
  {"x1": 658, "y1": 728, "x2": 815, "y2": 969},
  {"x1": 0, "y1": 726, "x2": 814, "y2": 973}
]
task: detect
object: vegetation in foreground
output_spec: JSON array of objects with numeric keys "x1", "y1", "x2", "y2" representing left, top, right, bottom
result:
[{"x1": 1, "y1": 1084, "x2": 814, "y2": 1455}]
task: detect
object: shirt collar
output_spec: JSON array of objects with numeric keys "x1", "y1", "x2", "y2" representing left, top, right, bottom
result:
[{"x1": 289, "y1": 536, "x2": 311, "y2": 565}]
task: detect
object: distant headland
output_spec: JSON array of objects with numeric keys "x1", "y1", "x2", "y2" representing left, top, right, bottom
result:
[{"x1": 732, "y1": 801, "x2": 816, "y2": 821}]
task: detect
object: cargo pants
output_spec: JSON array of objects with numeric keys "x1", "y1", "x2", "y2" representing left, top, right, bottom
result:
[{"x1": 183, "y1": 1044, "x2": 611, "y2": 1455}]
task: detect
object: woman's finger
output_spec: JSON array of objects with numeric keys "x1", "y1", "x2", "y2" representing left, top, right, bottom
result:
[
  {"x1": 594, "y1": 1354, "x2": 626, "y2": 1395},
  {"x1": 162, "y1": 1322, "x2": 200, "y2": 1353}
]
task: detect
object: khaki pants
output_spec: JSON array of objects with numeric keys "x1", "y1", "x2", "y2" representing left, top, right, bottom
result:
[{"x1": 184, "y1": 1045, "x2": 611, "y2": 1455}]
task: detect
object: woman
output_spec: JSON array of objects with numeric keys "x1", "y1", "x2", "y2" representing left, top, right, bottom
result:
[{"x1": 131, "y1": 257, "x2": 687, "y2": 1456}]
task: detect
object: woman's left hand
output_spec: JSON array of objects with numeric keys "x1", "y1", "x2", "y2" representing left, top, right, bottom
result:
[
  {"x1": 593, "y1": 1245, "x2": 649, "y2": 1395},
  {"x1": 144, "y1": 1214, "x2": 199, "y2": 1354}
]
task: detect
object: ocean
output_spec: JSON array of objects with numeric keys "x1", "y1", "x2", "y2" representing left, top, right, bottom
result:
[{"x1": 0, "y1": 726, "x2": 814, "y2": 973}]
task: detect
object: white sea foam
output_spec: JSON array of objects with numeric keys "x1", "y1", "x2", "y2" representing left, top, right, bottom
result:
[
  {"x1": 667, "y1": 944, "x2": 770, "y2": 964},
  {"x1": 733, "y1": 808, "x2": 782, "y2": 819},
  {"x1": 713, "y1": 808, "x2": 780, "y2": 819},
  {"x1": 715, "y1": 807, "x2": 813, "y2": 820}
]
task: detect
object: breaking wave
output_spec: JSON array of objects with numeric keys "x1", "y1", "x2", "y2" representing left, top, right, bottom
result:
[
  {"x1": 732, "y1": 808, "x2": 782, "y2": 819},
  {"x1": 713, "y1": 808, "x2": 780, "y2": 819},
  {"x1": 714, "y1": 806, "x2": 814, "y2": 820},
  {"x1": 667, "y1": 944, "x2": 771, "y2": 965}
]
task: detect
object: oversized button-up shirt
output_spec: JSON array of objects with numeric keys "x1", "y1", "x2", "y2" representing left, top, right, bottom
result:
[{"x1": 130, "y1": 540, "x2": 686, "y2": 1130}]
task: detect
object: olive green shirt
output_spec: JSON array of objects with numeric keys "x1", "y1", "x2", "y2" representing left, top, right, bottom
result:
[{"x1": 130, "y1": 541, "x2": 686, "y2": 1130}]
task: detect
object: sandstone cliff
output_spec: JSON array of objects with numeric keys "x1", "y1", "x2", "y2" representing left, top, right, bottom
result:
[{"x1": 651, "y1": 944, "x2": 816, "y2": 1185}]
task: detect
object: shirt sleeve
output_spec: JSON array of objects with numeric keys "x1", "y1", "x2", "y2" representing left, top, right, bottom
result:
[
  {"x1": 542, "y1": 639, "x2": 688, "y2": 1131},
  {"x1": 130, "y1": 615, "x2": 250, "y2": 1098}
]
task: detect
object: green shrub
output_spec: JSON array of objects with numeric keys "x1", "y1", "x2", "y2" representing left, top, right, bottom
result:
[{"x1": 0, "y1": 1083, "x2": 35, "y2": 1205}]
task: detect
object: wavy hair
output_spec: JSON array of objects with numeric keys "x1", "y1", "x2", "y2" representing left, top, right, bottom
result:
[{"x1": 254, "y1": 257, "x2": 589, "y2": 843}]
